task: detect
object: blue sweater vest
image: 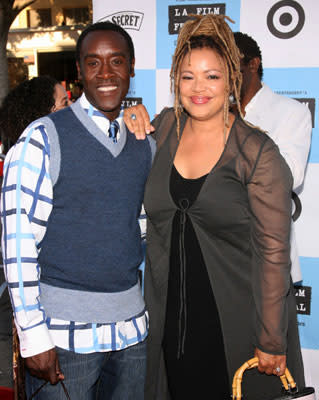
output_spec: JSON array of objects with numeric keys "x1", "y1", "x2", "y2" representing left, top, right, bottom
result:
[{"x1": 38, "y1": 106, "x2": 152, "y2": 293}]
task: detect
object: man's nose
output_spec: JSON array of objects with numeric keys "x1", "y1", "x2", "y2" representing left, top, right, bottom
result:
[{"x1": 97, "y1": 62, "x2": 115, "y2": 79}]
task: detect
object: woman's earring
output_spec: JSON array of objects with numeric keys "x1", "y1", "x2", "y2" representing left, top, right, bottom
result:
[
  {"x1": 178, "y1": 96, "x2": 183, "y2": 110},
  {"x1": 229, "y1": 93, "x2": 235, "y2": 104}
]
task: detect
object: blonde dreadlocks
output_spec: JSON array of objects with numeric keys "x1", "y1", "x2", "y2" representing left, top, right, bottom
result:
[{"x1": 170, "y1": 13, "x2": 244, "y2": 139}]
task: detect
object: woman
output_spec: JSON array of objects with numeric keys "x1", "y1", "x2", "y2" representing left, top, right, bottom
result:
[
  {"x1": 0, "y1": 75, "x2": 71, "y2": 153},
  {"x1": 125, "y1": 14, "x2": 304, "y2": 400}
]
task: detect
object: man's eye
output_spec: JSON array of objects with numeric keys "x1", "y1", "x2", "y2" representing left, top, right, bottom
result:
[{"x1": 112, "y1": 59, "x2": 123, "y2": 65}]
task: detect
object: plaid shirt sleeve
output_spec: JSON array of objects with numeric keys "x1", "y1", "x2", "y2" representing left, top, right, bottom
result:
[{"x1": 1, "y1": 123, "x2": 55, "y2": 357}]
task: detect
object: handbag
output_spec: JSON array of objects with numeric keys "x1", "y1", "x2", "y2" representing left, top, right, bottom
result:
[
  {"x1": 232, "y1": 357, "x2": 315, "y2": 399},
  {"x1": 29, "y1": 380, "x2": 70, "y2": 399}
]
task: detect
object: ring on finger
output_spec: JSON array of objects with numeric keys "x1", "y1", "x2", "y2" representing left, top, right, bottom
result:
[
  {"x1": 275, "y1": 367, "x2": 281, "y2": 374},
  {"x1": 130, "y1": 113, "x2": 137, "y2": 121}
]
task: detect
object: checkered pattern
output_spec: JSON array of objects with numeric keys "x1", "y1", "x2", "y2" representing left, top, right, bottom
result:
[{"x1": 1, "y1": 94, "x2": 148, "y2": 358}]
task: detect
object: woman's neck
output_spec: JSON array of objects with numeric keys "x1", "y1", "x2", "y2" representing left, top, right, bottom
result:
[{"x1": 187, "y1": 113, "x2": 235, "y2": 138}]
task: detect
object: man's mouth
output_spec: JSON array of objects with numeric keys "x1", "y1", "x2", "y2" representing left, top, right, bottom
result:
[{"x1": 97, "y1": 85, "x2": 118, "y2": 93}]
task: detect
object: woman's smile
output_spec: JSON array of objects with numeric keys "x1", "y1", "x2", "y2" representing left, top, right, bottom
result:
[{"x1": 190, "y1": 96, "x2": 211, "y2": 104}]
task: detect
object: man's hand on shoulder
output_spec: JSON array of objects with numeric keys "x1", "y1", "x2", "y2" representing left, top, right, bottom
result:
[
  {"x1": 123, "y1": 104, "x2": 155, "y2": 140},
  {"x1": 25, "y1": 348, "x2": 64, "y2": 384}
]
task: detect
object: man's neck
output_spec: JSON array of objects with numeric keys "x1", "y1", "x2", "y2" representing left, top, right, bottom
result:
[{"x1": 241, "y1": 79, "x2": 262, "y2": 115}]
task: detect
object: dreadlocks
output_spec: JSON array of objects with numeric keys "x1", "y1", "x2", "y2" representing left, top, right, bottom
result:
[{"x1": 171, "y1": 13, "x2": 243, "y2": 139}]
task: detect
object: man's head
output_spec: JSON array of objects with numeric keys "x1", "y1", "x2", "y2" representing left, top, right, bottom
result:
[
  {"x1": 76, "y1": 22, "x2": 135, "y2": 121},
  {"x1": 233, "y1": 32, "x2": 263, "y2": 103},
  {"x1": 233, "y1": 32, "x2": 263, "y2": 81}
]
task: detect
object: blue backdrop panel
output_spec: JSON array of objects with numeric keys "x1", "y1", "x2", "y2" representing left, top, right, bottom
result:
[
  {"x1": 128, "y1": 70, "x2": 156, "y2": 122},
  {"x1": 298, "y1": 257, "x2": 319, "y2": 350}
]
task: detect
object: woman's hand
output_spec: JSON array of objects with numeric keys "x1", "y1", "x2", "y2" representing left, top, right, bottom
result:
[
  {"x1": 255, "y1": 348, "x2": 286, "y2": 376},
  {"x1": 123, "y1": 104, "x2": 155, "y2": 140}
]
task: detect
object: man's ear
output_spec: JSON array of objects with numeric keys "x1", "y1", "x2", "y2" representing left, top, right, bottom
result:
[
  {"x1": 130, "y1": 58, "x2": 135, "y2": 78},
  {"x1": 76, "y1": 60, "x2": 82, "y2": 80},
  {"x1": 248, "y1": 57, "x2": 261, "y2": 73}
]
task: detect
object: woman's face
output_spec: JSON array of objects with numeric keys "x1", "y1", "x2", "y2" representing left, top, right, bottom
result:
[
  {"x1": 179, "y1": 47, "x2": 227, "y2": 122},
  {"x1": 52, "y1": 83, "x2": 71, "y2": 112}
]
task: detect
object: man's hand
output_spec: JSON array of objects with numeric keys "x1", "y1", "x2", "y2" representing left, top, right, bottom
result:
[
  {"x1": 25, "y1": 348, "x2": 64, "y2": 384},
  {"x1": 123, "y1": 104, "x2": 155, "y2": 140},
  {"x1": 255, "y1": 348, "x2": 286, "y2": 376}
]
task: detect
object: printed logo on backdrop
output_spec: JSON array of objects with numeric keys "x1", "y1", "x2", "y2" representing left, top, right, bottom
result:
[
  {"x1": 295, "y1": 98, "x2": 315, "y2": 128},
  {"x1": 267, "y1": 0, "x2": 305, "y2": 39},
  {"x1": 122, "y1": 97, "x2": 142, "y2": 109},
  {"x1": 274, "y1": 91, "x2": 315, "y2": 128},
  {"x1": 168, "y1": 3, "x2": 226, "y2": 34},
  {"x1": 98, "y1": 11, "x2": 144, "y2": 30},
  {"x1": 294, "y1": 285, "x2": 312, "y2": 316}
]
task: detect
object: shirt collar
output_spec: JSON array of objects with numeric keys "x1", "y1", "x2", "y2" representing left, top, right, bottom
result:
[
  {"x1": 245, "y1": 83, "x2": 269, "y2": 114},
  {"x1": 79, "y1": 93, "x2": 124, "y2": 141}
]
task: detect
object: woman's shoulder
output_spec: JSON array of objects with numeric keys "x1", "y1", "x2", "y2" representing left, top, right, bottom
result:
[
  {"x1": 151, "y1": 107, "x2": 175, "y2": 128},
  {"x1": 232, "y1": 117, "x2": 283, "y2": 183},
  {"x1": 233, "y1": 117, "x2": 278, "y2": 155}
]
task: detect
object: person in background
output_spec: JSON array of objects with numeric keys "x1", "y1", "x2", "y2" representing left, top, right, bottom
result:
[
  {"x1": 124, "y1": 13, "x2": 305, "y2": 400},
  {"x1": 0, "y1": 75, "x2": 70, "y2": 390},
  {"x1": 0, "y1": 75, "x2": 71, "y2": 154},
  {"x1": 233, "y1": 32, "x2": 312, "y2": 283},
  {"x1": 1, "y1": 21, "x2": 154, "y2": 399}
]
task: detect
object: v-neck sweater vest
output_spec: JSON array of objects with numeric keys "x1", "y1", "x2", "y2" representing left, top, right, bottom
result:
[{"x1": 35, "y1": 103, "x2": 152, "y2": 323}]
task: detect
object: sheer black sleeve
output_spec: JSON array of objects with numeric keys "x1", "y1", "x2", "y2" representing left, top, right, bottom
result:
[{"x1": 247, "y1": 138, "x2": 293, "y2": 355}]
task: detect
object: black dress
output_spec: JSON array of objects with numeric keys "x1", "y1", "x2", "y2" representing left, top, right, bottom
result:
[{"x1": 162, "y1": 164, "x2": 230, "y2": 399}]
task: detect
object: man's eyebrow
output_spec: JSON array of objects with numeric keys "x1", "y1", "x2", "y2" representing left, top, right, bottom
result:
[{"x1": 84, "y1": 51, "x2": 127, "y2": 59}]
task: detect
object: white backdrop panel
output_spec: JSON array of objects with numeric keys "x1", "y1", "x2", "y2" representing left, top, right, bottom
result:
[
  {"x1": 240, "y1": 0, "x2": 319, "y2": 68},
  {"x1": 296, "y1": 163, "x2": 319, "y2": 257},
  {"x1": 93, "y1": 0, "x2": 156, "y2": 70},
  {"x1": 156, "y1": 69, "x2": 173, "y2": 113}
]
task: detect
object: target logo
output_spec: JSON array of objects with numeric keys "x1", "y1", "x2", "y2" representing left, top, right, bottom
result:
[{"x1": 267, "y1": 0, "x2": 305, "y2": 39}]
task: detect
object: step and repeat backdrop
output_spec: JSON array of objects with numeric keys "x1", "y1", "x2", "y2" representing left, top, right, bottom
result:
[{"x1": 93, "y1": 0, "x2": 319, "y2": 393}]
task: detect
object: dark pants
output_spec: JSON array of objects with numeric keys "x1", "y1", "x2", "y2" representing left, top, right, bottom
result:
[
  {"x1": 25, "y1": 340, "x2": 147, "y2": 400},
  {"x1": 0, "y1": 268, "x2": 13, "y2": 387}
]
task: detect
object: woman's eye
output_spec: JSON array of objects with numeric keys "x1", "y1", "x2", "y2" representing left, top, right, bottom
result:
[
  {"x1": 208, "y1": 74, "x2": 219, "y2": 80},
  {"x1": 181, "y1": 76, "x2": 192, "y2": 80}
]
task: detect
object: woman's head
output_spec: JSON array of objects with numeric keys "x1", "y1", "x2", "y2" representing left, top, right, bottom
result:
[
  {"x1": 171, "y1": 14, "x2": 242, "y2": 134},
  {"x1": 0, "y1": 76, "x2": 70, "y2": 153}
]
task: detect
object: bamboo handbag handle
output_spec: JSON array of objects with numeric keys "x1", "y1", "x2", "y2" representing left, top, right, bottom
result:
[{"x1": 232, "y1": 357, "x2": 296, "y2": 399}]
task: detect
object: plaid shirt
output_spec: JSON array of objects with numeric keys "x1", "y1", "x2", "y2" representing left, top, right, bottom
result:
[{"x1": 1, "y1": 94, "x2": 148, "y2": 358}]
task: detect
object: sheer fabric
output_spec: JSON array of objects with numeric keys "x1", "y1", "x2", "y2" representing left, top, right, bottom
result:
[{"x1": 144, "y1": 108, "x2": 303, "y2": 400}]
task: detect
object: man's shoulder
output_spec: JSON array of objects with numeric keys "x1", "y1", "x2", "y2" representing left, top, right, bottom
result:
[{"x1": 261, "y1": 84, "x2": 310, "y2": 117}]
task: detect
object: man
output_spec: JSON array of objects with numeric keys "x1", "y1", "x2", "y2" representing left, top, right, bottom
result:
[
  {"x1": 1, "y1": 22, "x2": 154, "y2": 399},
  {"x1": 233, "y1": 32, "x2": 312, "y2": 283},
  {"x1": 0, "y1": 75, "x2": 71, "y2": 390}
]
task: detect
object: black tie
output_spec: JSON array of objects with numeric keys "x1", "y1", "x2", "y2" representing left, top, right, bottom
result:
[{"x1": 108, "y1": 120, "x2": 119, "y2": 143}]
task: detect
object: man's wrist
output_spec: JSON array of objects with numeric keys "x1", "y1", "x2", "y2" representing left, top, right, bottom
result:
[{"x1": 18, "y1": 322, "x2": 55, "y2": 358}]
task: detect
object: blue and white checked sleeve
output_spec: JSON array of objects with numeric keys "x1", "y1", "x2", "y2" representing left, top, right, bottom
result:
[{"x1": 1, "y1": 123, "x2": 55, "y2": 357}]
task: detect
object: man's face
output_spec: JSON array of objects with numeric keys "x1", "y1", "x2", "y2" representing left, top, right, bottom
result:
[
  {"x1": 77, "y1": 30, "x2": 135, "y2": 120},
  {"x1": 239, "y1": 56, "x2": 254, "y2": 99}
]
